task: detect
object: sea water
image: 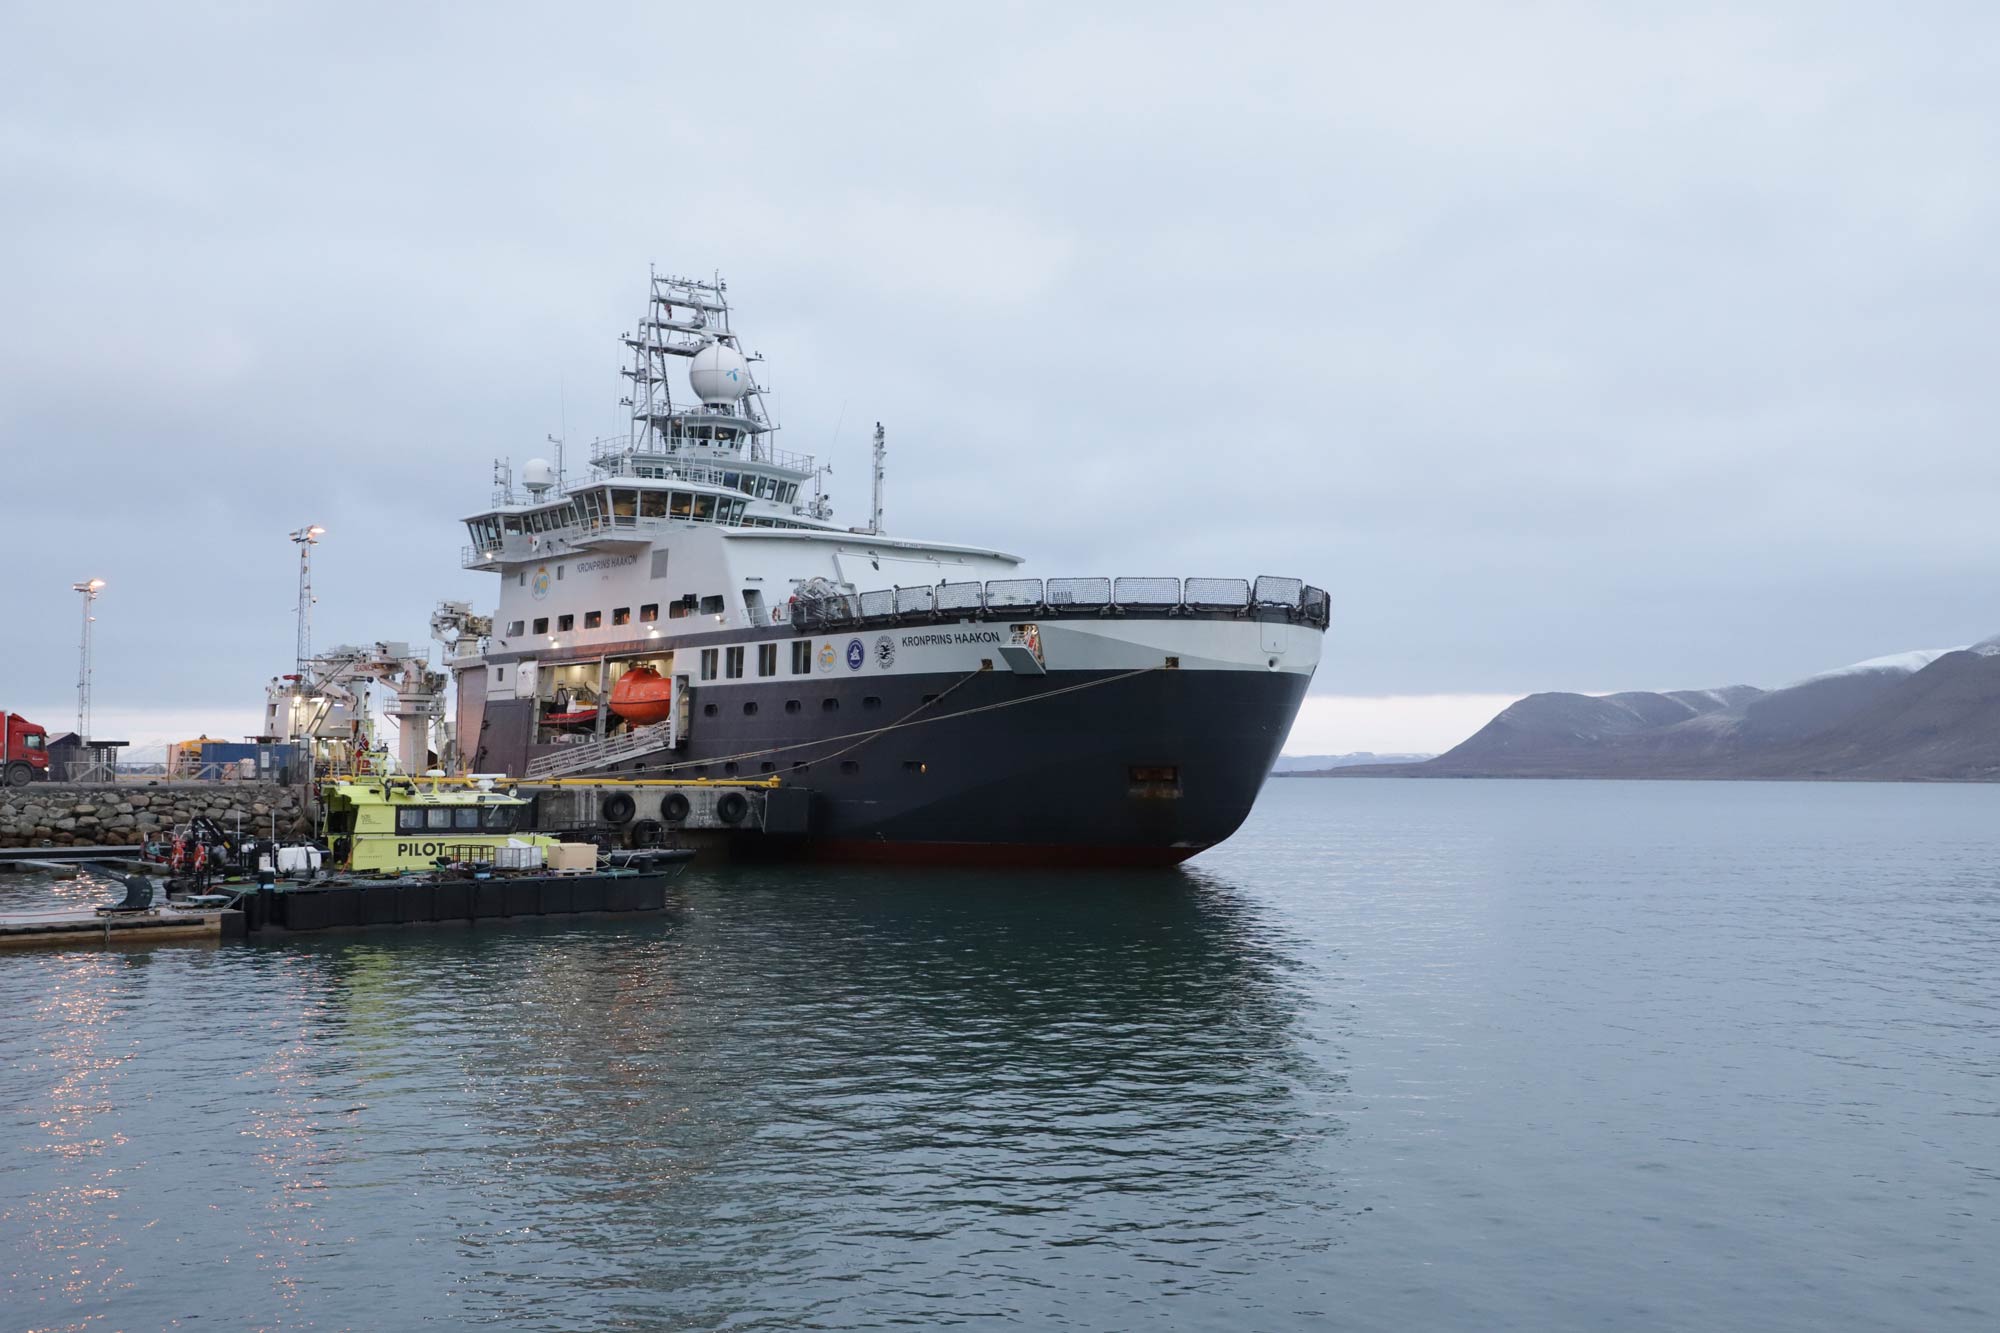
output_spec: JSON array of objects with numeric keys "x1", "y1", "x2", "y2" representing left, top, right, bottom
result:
[{"x1": 1, "y1": 779, "x2": 1995, "y2": 1330}]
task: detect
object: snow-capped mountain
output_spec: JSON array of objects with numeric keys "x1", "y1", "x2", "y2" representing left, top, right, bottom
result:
[{"x1": 1334, "y1": 637, "x2": 2000, "y2": 781}]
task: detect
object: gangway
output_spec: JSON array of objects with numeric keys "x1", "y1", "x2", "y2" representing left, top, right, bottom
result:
[{"x1": 526, "y1": 720, "x2": 678, "y2": 780}]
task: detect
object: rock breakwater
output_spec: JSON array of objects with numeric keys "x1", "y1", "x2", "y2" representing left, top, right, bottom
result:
[{"x1": 0, "y1": 782, "x2": 311, "y2": 848}]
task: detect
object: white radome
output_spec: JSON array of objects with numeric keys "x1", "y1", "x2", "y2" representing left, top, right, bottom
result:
[
  {"x1": 689, "y1": 341, "x2": 752, "y2": 403},
  {"x1": 521, "y1": 457, "x2": 556, "y2": 492}
]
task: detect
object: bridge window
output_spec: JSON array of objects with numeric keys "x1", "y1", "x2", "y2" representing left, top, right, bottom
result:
[
  {"x1": 611, "y1": 490, "x2": 638, "y2": 520},
  {"x1": 693, "y1": 495, "x2": 717, "y2": 521},
  {"x1": 454, "y1": 808, "x2": 481, "y2": 830},
  {"x1": 669, "y1": 491, "x2": 692, "y2": 518},
  {"x1": 482, "y1": 807, "x2": 518, "y2": 831},
  {"x1": 396, "y1": 809, "x2": 425, "y2": 832},
  {"x1": 641, "y1": 491, "x2": 667, "y2": 519}
]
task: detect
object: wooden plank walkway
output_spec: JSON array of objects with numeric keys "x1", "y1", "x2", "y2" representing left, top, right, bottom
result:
[{"x1": 0, "y1": 905, "x2": 237, "y2": 949}]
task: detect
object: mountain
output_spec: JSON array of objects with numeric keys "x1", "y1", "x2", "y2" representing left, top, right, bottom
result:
[
  {"x1": 1272, "y1": 752, "x2": 1434, "y2": 773},
  {"x1": 1329, "y1": 640, "x2": 2000, "y2": 781}
]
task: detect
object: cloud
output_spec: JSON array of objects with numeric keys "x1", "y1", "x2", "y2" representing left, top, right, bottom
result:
[{"x1": 5, "y1": 2, "x2": 1999, "y2": 749}]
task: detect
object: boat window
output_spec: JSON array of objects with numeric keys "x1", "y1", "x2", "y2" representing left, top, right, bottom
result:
[
  {"x1": 791, "y1": 641, "x2": 813, "y2": 674},
  {"x1": 758, "y1": 644, "x2": 777, "y2": 676},
  {"x1": 397, "y1": 808, "x2": 426, "y2": 832},
  {"x1": 507, "y1": 621, "x2": 524, "y2": 637},
  {"x1": 612, "y1": 490, "x2": 638, "y2": 520},
  {"x1": 693, "y1": 495, "x2": 717, "y2": 521},
  {"x1": 427, "y1": 808, "x2": 454, "y2": 830},
  {"x1": 533, "y1": 617, "x2": 549, "y2": 635},
  {"x1": 584, "y1": 611, "x2": 602, "y2": 629},
  {"x1": 669, "y1": 599, "x2": 691, "y2": 619},
  {"x1": 725, "y1": 647, "x2": 744, "y2": 679},
  {"x1": 454, "y1": 808, "x2": 481, "y2": 830},
  {"x1": 613, "y1": 608, "x2": 630, "y2": 626},
  {"x1": 504, "y1": 517, "x2": 523, "y2": 534},
  {"x1": 700, "y1": 648, "x2": 717, "y2": 681},
  {"x1": 482, "y1": 806, "x2": 516, "y2": 831},
  {"x1": 722, "y1": 472, "x2": 739, "y2": 489},
  {"x1": 641, "y1": 491, "x2": 668, "y2": 518},
  {"x1": 557, "y1": 614, "x2": 574, "y2": 631},
  {"x1": 699, "y1": 595, "x2": 724, "y2": 614},
  {"x1": 640, "y1": 603, "x2": 659, "y2": 623},
  {"x1": 670, "y1": 492, "x2": 693, "y2": 518}
]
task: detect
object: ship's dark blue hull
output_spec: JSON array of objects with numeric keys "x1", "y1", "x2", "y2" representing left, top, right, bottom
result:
[{"x1": 477, "y1": 666, "x2": 1311, "y2": 865}]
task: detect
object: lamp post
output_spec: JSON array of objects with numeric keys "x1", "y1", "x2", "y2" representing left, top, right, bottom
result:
[
  {"x1": 72, "y1": 578, "x2": 105, "y2": 744},
  {"x1": 290, "y1": 525, "x2": 325, "y2": 676}
]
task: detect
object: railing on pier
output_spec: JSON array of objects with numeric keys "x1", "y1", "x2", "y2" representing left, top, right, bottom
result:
[{"x1": 791, "y1": 576, "x2": 1331, "y2": 634}]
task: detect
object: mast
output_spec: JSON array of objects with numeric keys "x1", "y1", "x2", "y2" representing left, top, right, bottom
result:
[{"x1": 870, "y1": 422, "x2": 885, "y2": 535}]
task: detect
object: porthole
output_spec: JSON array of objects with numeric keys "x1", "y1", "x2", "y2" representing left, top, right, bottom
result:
[
  {"x1": 822, "y1": 698, "x2": 838, "y2": 712},
  {"x1": 784, "y1": 700, "x2": 802, "y2": 714},
  {"x1": 703, "y1": 703, "x2": 718, "y2": 717},
  {"x1": 743, "y1": 701, "x2": 759, "y2": 715}
]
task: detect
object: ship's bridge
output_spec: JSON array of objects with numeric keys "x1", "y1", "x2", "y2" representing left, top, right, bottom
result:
[{"x1": 463, "y1": 471, "x2": 834, "y2": 570}]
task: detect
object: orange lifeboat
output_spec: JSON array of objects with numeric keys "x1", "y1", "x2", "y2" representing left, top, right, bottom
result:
[{"x1": 609, "y1": 665, "x2": 675, "y2": 725}]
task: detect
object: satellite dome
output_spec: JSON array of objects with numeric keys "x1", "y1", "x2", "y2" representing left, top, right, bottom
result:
[
  {"x1": 522, "y1": 457, "x2": 556, "y2": 493},
  {"x1": 689, "y1": 341, "x2": 752, "y2": 404}
]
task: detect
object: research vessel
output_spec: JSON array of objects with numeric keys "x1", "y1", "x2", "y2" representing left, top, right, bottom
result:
[{"x1": 442, "y1": 271, "x2": 1329, "y2": 865}]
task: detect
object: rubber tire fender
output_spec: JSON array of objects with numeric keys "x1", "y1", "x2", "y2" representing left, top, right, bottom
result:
[
  {"x1": 601, "y1": 792, "x2": 637, "y2": 825},
  {"x1": 626, "y1": 818, "x2": 665, "y2": 850},
  {"x1": 661, "y1": 792, "x2": 692, "y2": 823},
  {"x1": 715, "y1": 791, "x2": 750, "y2": 826}
]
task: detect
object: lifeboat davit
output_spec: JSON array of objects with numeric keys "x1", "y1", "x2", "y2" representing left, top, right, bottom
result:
[{"x1": 609, "y1": 665, "x2": 675, "y2": 725}]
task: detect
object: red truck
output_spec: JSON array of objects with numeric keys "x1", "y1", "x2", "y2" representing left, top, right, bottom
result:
[{"x1": 2, "y1": 711, "x2": 51, "y2": 786}]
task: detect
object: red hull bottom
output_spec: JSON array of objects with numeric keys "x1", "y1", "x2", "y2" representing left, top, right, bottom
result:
[{"x1": 797, "y1": 839, "x2": 1205, "y2": 868}]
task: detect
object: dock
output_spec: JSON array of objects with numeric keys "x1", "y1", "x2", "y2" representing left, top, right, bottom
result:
[{"x1": 0, "y1": 904, "x2": 242, "y2": 949}]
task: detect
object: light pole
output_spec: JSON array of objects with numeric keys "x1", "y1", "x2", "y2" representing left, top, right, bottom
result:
[
  {"x1": 290, "y1": 525, "x2": 325, "y2": 676},
  {"x1": 72, "y1": 578, "x2": 105, "y2": 744}
]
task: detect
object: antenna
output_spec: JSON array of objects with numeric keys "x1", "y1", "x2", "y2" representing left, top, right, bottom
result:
[
  {"x1": 870, "y1": 422, "x2": 886, "y2": 535},
  {"x1": 290, "y1": 525, "x2": 325, "y2": 676},
  {"x1": 71, "y1": 578, "x2": 105, "y2": 743}
]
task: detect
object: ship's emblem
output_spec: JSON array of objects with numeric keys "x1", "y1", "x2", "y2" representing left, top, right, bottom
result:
[
  {"x1": 874, "y1": 635, "x2": 896, "y2": 670},
  {"x1": 531, "y1": 566, "x2": 551, "y2": 600},
  {"x1": 845, "y1": 638, "x2": 865, "y2": 671},
  {"x1": 817, "y1": 643, "x2": 836, "y2": 674}
]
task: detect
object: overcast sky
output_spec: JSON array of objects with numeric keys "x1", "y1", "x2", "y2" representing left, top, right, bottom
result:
[{"x1": 4, "y1": 3, "x2": 1997, "y2": 755}]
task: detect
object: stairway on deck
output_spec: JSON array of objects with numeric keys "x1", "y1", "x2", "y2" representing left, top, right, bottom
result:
[{"x1": 526, "y1": 721, "x2": 677, "y2": 780}]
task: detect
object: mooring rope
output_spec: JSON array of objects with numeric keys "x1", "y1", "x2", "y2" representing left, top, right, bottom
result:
[{"x1": 613, "y1": 665, "x2": 1163, "y2": 779}]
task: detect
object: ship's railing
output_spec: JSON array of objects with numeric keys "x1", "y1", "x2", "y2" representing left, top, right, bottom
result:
[{"x1": 791, "y1": 576, "x2": 1331, "y2": 633}]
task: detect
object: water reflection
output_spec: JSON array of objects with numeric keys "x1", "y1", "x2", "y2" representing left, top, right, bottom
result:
[{"x1": 2, "y1": 863, "x2": 1344, "y2": 1329}]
